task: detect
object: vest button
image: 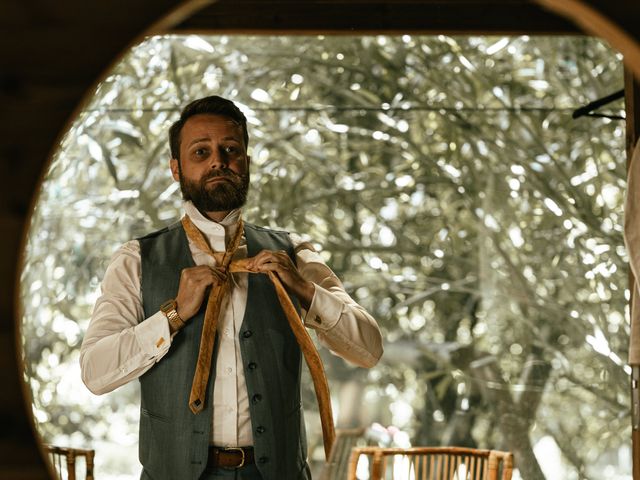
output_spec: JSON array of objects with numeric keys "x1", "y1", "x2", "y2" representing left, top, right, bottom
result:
[
  {"x1": 256, "y1": 426, "x2": 266, "y2": 434},
  {"x1": 252, "y1": 394, "x2": 262, "y2": 404},
  {"x1": 258, "y1": 456, "x2": 269, "y2": 464},
  {"x1": 248, "y1": 362, "x2": 257, "y2": 370},
  {"x1": 243, "y1": 330, "x2": 253, "y2": 338}
]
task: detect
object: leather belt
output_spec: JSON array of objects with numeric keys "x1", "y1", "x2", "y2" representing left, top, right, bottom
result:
[{"x1": 207, "y1": 446, "x2": 255, "y2": 469}]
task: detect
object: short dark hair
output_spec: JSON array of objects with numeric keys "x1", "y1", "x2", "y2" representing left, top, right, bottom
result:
[{"x1": 169, "y1": 95, "x2": 249, "y2": 161}]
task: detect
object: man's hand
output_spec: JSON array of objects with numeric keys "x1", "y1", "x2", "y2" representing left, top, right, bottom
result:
[
  {"x1": 175, "y1": 265, "x2": 227, "y2": 320},
  {"x1": 247, "y1": 250, "x2": 315, "y2": 310}
]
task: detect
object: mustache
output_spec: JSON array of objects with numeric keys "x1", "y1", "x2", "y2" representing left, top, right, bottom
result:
[{"x1": 203, "y1": 169, "x2": 243, "y2": 182}]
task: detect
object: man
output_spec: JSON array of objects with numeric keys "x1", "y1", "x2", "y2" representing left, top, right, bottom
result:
[{"x1": 80, "y1": 95, "x2": 383, "y2": 480}]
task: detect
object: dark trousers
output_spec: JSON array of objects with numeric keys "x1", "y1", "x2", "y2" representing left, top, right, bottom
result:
[{"x1": 199, "y1": 464, "x2": 263, "y2": 479}]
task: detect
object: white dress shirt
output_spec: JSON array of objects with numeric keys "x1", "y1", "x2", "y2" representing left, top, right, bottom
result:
[{"x1": 80, "y1": 201, "x2": 383, "y2": 446}]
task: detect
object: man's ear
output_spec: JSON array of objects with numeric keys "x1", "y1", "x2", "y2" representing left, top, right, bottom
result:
[{"x1": 170, "y1": 158, "x2": 180, "y2": 181}]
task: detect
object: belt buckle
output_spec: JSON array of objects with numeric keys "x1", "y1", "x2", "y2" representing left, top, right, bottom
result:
[{"x1": 222, "y1": 447, "x2": 245, "y2": 468}]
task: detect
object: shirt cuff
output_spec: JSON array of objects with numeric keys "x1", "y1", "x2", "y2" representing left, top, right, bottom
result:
[
  {"x1": 303, "y1": 284, "x2": 344, "y2": 331},
  {"x1": 134, "y1": 311, "x2": 172, "y2": 356}
]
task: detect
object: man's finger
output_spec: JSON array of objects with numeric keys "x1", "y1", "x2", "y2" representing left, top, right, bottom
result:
[{"x1": 210, "y1": 267, "x2": 227, "y2": 281}]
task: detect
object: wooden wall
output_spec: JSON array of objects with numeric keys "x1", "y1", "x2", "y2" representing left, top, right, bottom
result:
[{"x1": 0, "y1": 2, "x2": 191, "y2": 477}]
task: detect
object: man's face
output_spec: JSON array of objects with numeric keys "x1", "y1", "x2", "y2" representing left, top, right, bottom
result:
[{"x1": 170, "y1": 114, "x2": 250, "y2": 218}]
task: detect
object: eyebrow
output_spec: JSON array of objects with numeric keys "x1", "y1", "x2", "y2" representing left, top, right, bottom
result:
[{"x1": 187, "y1": 136, "x2": 240, "y2": 148}]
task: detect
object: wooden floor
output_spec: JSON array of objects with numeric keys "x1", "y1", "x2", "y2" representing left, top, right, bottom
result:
[{"x1": 0, "y1": 1, "x2": 638, "y2": 478}]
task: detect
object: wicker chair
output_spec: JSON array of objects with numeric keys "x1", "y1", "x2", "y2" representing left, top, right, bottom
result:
[
  {"x1": 44, "y1": 445, "x2": 95, "y2": 480},
  {"x1": 319, "y1": 427, "x2": 367, "y2": 480},
  {"x1": 347, "y1": 446, "x2": 513, "y2": 480}
]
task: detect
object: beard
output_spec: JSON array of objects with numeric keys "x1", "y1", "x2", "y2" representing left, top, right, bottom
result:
[{"x1": 179, "y1": 167, "x2": 250, "y2": 214}]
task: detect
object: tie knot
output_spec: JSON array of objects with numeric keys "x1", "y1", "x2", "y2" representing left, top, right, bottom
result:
[{"x1": 182, "y1": 215, "x2": 244, "y2": 270}]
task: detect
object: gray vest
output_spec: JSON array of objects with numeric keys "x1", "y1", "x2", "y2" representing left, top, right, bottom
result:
[{"x1": 138, "y1": 222, "x2": 311, "y2": 480}]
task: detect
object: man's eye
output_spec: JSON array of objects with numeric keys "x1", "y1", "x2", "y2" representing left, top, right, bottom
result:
[{"x1": 195, "y1": 148, "x2": 208, "y2": 156}]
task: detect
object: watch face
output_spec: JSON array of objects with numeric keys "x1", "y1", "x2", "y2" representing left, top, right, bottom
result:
[{"x1": 161, "y1": 300, "x2": 177, "y2": 314}]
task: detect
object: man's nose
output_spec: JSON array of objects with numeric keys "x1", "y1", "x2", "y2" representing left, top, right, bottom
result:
[{"x1": 209, "y1": 149, "x2": 228, "y2": 169}]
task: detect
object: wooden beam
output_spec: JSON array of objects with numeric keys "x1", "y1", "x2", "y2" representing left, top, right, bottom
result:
[
  {"x1": 173, "y1": 0, "x2": 581, "y2": 35},
  {"x1": 626, "y1": 67, "x2": 640, "y2": 480},
  {"x1": 627, "y1": 69, "x2": 640, "y2": 156}
]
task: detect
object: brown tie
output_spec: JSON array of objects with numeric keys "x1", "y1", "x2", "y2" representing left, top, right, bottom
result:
[
  {"x1": 182, "y1": 215, "x2": 244, "y2": 415},
  {"x1": 181, "y1": 215, "x2": 336, "y2": 459}
]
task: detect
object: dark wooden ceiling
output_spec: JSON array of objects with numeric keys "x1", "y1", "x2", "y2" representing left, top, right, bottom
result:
[{"x1": 1, "y1": 1, "x2": 639, "y2": 478}]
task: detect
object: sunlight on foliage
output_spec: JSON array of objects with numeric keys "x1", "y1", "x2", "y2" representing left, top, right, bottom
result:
[{"x1": 20, "y1": 34, "x2": 629, "y2": 479}]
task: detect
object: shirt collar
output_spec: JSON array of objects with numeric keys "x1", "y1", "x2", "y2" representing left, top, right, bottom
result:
[{"x1": 183, "y1": 201, "x2": 242, "y2": 250}]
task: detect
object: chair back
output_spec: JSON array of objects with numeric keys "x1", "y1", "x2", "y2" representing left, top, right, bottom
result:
[
  {"x1": 44, "y1": 445, "x2": 95, "y2": 480},
  {"x1": 320, "y1": 427, "x2": 367, "y2": 480},
  {"x1": 347, "y1": 446, "x2": 513, "y2": 480}
]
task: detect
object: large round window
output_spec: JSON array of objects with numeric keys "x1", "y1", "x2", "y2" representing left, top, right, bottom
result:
[{"x1": 20, "y1": 34, "x2": 630, "y2": 479}]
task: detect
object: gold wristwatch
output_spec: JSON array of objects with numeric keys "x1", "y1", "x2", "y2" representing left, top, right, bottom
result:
[{"x1": 160, "y1": 299, "x2": 185, "y2": 332}]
